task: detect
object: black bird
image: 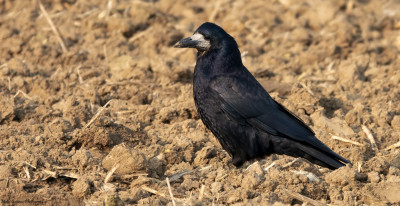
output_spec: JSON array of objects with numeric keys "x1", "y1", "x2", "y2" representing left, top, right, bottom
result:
[{"x1": 174, "y1": 22, "x2": 351, "y2": 169}]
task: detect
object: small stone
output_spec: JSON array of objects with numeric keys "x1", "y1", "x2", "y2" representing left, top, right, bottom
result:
[
  {"x1": 102, "y1": 144, "x2": 147, "y2": 175},
  {"x1": 368, "y1": 171, "x2": 380, "y2": 183},
  {"x1": 72, "y1": 149, "x2": 92, "y2": 167},
  {"x1": 246, "y1": 161, "x2": 264, "y2": 177},
  {"x1": 193, "y1": 146, "x2": 217, "y2": 166},
  {"x1": 72, "y1": 178, "x2": 92, "y2": 198},
  {"x1": 390, "y1": 153, "x2": 400, "y2": 169},
  {"x1": 391, "y1": 115, "x2": 400, "y2": 129},
  {"x1": 325, "y1": 165, "x2": 366, "y2": 186},
  {"x1": 242, "y1": 162, "x2": 265, "y2": 189}
]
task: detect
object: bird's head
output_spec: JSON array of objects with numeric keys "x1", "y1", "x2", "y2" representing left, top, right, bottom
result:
[{"x1": 174, "y1": 22, "x2": 236, "y2": 54}]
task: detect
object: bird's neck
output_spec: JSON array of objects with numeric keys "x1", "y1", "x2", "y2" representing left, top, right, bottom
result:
[{"x1": 195, "y1": 44, "x2": 243, "y2": 77}]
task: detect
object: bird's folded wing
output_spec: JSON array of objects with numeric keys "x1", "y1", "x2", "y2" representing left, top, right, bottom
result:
[
  {"x1": 210, "y1": 75, "x2": 351, "y2": 164},
  {"x1": 210, "y1": 75, "x2": 320, "y2": 144}
]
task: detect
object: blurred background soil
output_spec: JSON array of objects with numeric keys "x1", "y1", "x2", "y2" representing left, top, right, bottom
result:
[{"x1": 1, "y1": 0, "x2": 400, "y2": 205}]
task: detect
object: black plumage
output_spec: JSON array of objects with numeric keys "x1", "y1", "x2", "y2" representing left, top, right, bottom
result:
[{"x1": 174, "y1": 22, "x2": 351, "y2": 169}]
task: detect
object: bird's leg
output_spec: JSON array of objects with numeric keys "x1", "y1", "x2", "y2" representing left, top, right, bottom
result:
[{"x1": 231, "y1": 155, "x2": 245, "y2": 167}]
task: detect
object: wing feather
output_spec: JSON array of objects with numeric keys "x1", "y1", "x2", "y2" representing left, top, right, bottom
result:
[{"x1": 210, "y1": 74, "x2": 341, "y2": 158}]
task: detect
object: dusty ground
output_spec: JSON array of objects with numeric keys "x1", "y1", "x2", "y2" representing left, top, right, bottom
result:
[{"x1": 1, "y1": 0, "x2": 400, "y2": 205}]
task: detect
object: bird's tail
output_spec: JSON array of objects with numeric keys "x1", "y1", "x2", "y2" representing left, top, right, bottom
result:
[
  {"x1": 269, "y1": 136, "x2": 351, "y2": 170},
  {"x1": 294, "y1": 141, "x2": 350, "y2": 169}
]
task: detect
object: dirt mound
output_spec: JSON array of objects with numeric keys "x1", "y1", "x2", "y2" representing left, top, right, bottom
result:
[{"x1": 1, "y1": 0, "x2": 400, "y2": 205}]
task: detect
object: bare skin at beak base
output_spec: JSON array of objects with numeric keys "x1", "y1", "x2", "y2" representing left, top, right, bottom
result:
[{"x1": 173, "y1": 37, "x2": 199, "y2": 48}]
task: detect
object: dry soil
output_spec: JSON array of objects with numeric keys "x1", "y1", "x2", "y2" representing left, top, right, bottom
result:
[{"x1": 1, "y1": 0, "x2": 400, "y2": 205}]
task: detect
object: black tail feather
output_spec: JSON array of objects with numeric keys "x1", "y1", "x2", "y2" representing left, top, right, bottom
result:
[
  {"x1": 295, "y1": 142, "x2": 349, "y2": 169},
  {"x1": 269, "y1": 135, "x2": 351, "y2": 170}
]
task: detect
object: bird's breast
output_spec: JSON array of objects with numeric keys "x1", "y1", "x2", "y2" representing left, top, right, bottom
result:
[{"x1": 193, "y1": 77, "x2": 221, "y2": 125}]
